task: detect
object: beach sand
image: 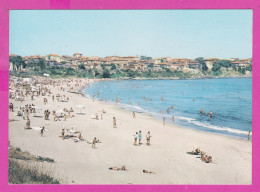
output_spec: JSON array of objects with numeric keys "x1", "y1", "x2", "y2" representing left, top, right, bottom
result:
[{"x1": 8, "y1": 78, "x2": 252, "y2": 184}]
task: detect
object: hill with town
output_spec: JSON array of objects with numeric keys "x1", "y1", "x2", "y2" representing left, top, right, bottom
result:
[{"x1": 9, "y1": 53, "x2": 252, "y2": 79}]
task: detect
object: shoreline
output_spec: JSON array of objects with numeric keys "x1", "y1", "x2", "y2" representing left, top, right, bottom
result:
[
  {"x1": 81, "y1": 78, "x2": 252, "y2": 140},
  {"x1": 82, "y1": 91, "x2": 251, "y2": 142},
  {"x1": 9, "y1": 77, "x2": 252, "y2": 184}
]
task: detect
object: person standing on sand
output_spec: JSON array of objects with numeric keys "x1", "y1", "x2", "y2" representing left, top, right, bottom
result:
[
  {"x1": 40, "y1": 126, "x2": 45, "y2": 136},
  {"x1": 61, "y1": 128, "x2": 65, "y2": 139},
  {"x1": 113, "y1": 117, "x2": 117, "y2": 128},
  {"x1": 134, "y1": 132, "x2": 138, "y2": 145},
  {"x1": 92, "y1": 137, "x2": 97, "y2": 148},
  {"x1": 138, "y1": 131, "x2": 142, "y2": 145},
  {"x1": 25, "y1": 119, "x2": 31, "y2": 129},
  {"x1": 163, "y1": 117, "x2": 166, "y2": 125},
  {"x1": 172, "y1": 116, "x2": 175, "y2": 122},
  {"x1": 133, "y1": 111, "x2": 136, "y2": 118},
  {"x1": 146, "y1": 131, "x2": 151, "y2": 145},
  {"x1": 248, "y1": 131, "x2": 251, "y2": 141}
]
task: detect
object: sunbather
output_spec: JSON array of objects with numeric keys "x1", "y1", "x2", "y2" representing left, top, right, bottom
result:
[
  {"x1": 143, "y1": 169, "x2": 156, "y2": 174},
  {"x1": 109, "y1": 166, "x2": 126, "y2": 171}
]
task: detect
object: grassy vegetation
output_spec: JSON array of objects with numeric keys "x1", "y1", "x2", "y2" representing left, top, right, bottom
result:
[
  {"x1": 8, "y1": 147, "x2": 59, "y2": 184},
  {"x1": 10, "y1": 66, "x2": 196, "y2": 79},
  {"x1": 9, "y1": 61, "x2": 252, "y2": 80},
  {"x1": 9, "y1": 147, "x2": 54, "y2": 162}
]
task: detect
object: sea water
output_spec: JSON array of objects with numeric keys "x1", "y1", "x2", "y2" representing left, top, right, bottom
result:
[{"x1": 83, "y1": 78, "x2": 252, "y2": 138}]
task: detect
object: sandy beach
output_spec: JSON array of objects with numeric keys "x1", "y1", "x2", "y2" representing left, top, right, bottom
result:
[{"x1": 8, "y1": 77, "x2": 252, "y2": 184}]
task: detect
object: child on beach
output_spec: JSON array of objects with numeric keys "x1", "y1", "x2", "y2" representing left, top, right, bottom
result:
[
  {"x1": 172, "y1": 116, "x2": 175, "y2": 122},
  {"x1": 133, "y1": 112, "x2": 136, "y2": 118},
  {"x1": 163, "y1": 117, "x2": 166, "y2": 125}
]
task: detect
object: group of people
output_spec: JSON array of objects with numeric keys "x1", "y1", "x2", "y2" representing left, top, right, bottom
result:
[
  {"x1": 200, "y1": 109, "x2": 213, "y2": 118},
  {"x1": 108, "y1": 166, "x2": 156, "y2": 174},
  {"x1": 189, "y1": 148, "x2": 213, "y2": 163},
  {"x1": 133, "y1": 131, "x2": 151, "y2": 146}
]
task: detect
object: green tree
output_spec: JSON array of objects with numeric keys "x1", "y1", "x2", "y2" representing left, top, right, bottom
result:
[
  {"x1": 110, "y1": 64, "x2": 116, "y2": 70},
  {"x1": 102, "y1": 69, "x2": 111, "y2": 78},
  {"x1": 195, "y1": 57, "x2": 208, "y2": 71},
  {"x1": 65, "y1": 67, "x2": 75, "y2": 76},
  {"x1": 216, "y1": 60, "x2": 231, "y2": 68},
  {"x1": 78, "y1": 64, "x2": 86, "y2": 70},
  {"x1": 212, "y1": 63, "x2": 221, "y2": 72},
  {"x1": 9, "y1": 55, "x2": 25, "y2": 71}
]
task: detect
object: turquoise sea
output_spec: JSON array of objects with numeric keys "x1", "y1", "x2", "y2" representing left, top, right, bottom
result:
[{"x1": 83, "y1": 78, "x2": 252, "y2": 138}]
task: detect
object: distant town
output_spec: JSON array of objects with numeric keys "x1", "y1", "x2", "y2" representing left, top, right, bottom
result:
[{"x1": 9, "y1": 53, "x2": 252, "y2": 79}]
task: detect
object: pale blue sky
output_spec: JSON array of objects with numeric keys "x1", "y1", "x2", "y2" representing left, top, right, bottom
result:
[{"x1": 10, "y1": 10, "x2": 252, "y2": 59}]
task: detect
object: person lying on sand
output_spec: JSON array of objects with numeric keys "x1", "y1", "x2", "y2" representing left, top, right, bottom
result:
[
  {"x1": 190, "y1": 148, "x2": 205, "y2": 155},
  {"x1": 201, "y1": 154, "x2": 212, "y2": 163},
  {"x1": 143, "y1": 170, "x2": 156, "y2": 174},
  {"x1": 74, "y1": 133, "x2": 86, "y2": 143},
  {"x1": 109, "y1": 166, "x2": 126, "y2": 171}
]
